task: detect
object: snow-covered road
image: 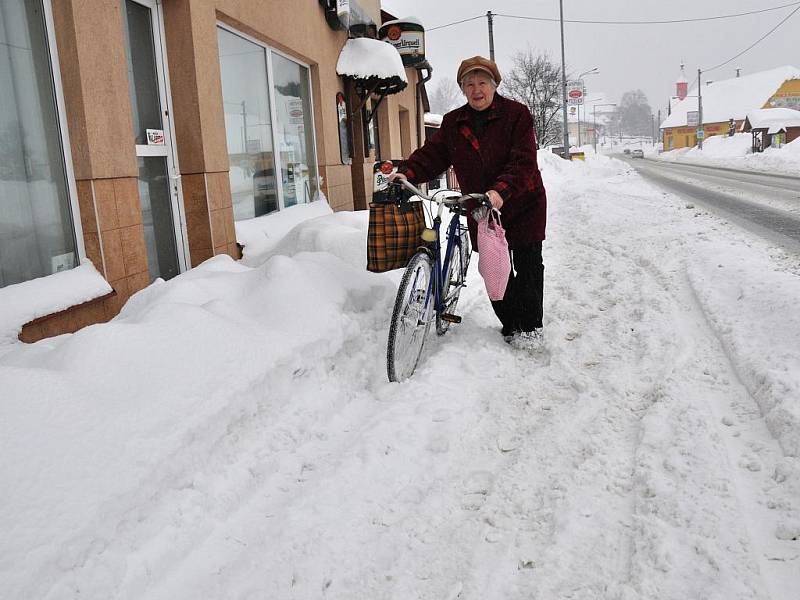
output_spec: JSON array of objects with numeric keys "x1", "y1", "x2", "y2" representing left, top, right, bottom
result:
[{"x1": 2, "y1": 153, "x2": 799, "y2": 599}]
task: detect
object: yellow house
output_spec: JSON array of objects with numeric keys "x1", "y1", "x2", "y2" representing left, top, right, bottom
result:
[{"x1": 661, "y1": 66, "x2": 800, "y2": 150}]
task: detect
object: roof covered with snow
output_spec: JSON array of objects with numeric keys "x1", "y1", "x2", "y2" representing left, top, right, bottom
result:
[
  {"x1": 744, "y1": 107, "x2": 800, "y2": 132},
  {"x1": 382, "y1": 16, "x2": 423, "y2": 27},
  {"x1": 661, "y1": 65, "x2": 800, "y2": 129},
  {"x1": 336, "y1": 37, "x2": 407, "y2": 83}
]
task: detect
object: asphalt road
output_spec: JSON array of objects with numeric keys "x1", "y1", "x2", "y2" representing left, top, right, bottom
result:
[{"x1": 621, "y1": 156, "x2": 800, "y2": 252}]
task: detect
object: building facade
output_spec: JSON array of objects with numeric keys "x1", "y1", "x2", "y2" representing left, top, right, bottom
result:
[
  {"x1": 1, "y1": 0, "x2": 428, "y2": 342},
  {"x1": 661, "y1": 66, "x2": 800, "y2": 151}
]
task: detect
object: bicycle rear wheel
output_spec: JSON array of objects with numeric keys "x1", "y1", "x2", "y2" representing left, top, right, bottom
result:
[{"x1": 387, "y1": 252, "x2": 434, "y2": 382}]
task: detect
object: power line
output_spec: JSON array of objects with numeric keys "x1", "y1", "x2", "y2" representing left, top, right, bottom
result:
[
  {"x1": 427, "y1": 15, "x2": 484, "y2": 32},
  {"x1": 427, "y1": 2, "x2": 800, "y2": 31},
  {"x1": 702, "y1": 5, "x2": 800, "y2": 73}
]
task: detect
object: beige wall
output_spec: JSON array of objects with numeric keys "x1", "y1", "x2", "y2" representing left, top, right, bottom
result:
[{"x1": 33, "y1": 0, "x2": 427, "y2": 339}]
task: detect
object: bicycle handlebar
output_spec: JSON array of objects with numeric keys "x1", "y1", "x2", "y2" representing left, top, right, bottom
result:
[{"x1": 393, "y1": 177, "x2": 491, "y2": 208}]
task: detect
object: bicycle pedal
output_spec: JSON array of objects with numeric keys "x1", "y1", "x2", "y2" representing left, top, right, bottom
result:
[{"x1": 440, "y1": 313, "x2": 462, "y2": 324}]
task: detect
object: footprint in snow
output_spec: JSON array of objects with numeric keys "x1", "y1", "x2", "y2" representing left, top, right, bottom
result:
[{"x1": 497, "y1": 433, "x2": 521, "y2": 452}]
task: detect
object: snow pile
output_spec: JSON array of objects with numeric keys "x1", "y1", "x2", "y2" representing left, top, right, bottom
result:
[
  {"x1": 1, "y1": 245, "x2": 396, "y2": 598},
  {"x1": 657, "y1": 132, "x2": 800, "y2": 174},
  {"x1": 235, "y1": 198, "x2": 333, "y2": 264},
  {"x1": 336, "y1": 37, "x2": 407, "y2": 82},
  {"x1": 0, "y1": 260, "x2": 111, "y2": 349},
  {"x1": 659, "y1": 133, "x2": 753, "y2": 159}
]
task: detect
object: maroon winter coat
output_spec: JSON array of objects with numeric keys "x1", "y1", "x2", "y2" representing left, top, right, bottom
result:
[{"x1": 399, "y1": 94, "x2": 547, "y2": 249}]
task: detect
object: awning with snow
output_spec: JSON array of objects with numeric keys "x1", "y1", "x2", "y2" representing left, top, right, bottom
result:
[
  {"x1": 336, "y1": 37, "x2": 408, "y2": 98},
  {"x1": 743, "y1": 107, "x2": 800, "y2": 132}
]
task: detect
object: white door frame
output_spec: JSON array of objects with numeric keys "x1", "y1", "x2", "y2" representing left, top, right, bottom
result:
[{"x1": 127, "y1": 0, "x2": 190, "y2": 273}]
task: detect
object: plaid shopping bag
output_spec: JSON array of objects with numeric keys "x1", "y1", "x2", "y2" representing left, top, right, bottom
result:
[{"x1": 366, "y1": 200, "x2": 426, "y2": 272}]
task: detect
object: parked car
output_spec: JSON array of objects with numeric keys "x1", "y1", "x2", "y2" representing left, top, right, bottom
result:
[
  {"x1": 623, "y1": 148, "x2": 631, "y2": 155},
  {"x1": 631, "y1": 149, "x2": 644, "y2": 158}
]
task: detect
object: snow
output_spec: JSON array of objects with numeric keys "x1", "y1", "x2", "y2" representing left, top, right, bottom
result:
[
  {"x1": 661, "y1": 66, "x2": 800, "y2": 128},
  {"x1": 336, "y1": 37, "x2": 408, "y2": 83},
  {"x1": 0, "y1": 260, "x2": 111, "y2": 350},
  {"x1": 2, "y1": 152, "x2": 800, "y2": 598},
  {"x1": 656, "y1": 133, "x2": 800, "y2": 174},
  {"x1": 382, "y1": 16, "x2": 424, "y2": 27},
  {"x1": 234, "y1": 198, "x2": 333, "y2": 263},
  {"x1": 424, "y1": 112, "x2": 443, "y2": 127},
  {"x1": 746, "y1": 108, "x2": 800, "y2": 131}
]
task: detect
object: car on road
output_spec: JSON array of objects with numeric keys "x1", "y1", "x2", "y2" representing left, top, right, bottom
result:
[
  {"x1": 631, "y1": 149, "x2": 644, "y2": 158},
  {"x1": 623, "y1": 149, "x2": 631, "y2": 155}
]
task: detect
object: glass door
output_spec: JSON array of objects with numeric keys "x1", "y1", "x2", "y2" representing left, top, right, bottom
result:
[{"x1": 122, "y1": 0, "x2": 187, "y2": 281}]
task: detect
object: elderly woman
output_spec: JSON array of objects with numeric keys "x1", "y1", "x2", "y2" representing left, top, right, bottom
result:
[{"x1": 391, "y1": 56, "x2": 548, "y2": 351}]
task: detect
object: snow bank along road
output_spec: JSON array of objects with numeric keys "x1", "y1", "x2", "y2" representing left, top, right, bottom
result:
[
  {"x1": 1, "y1": 155, "x2": 799, "y2": 599},
  {"x1": 624, "y1": 157, "x2": 800, "y2": 252}
]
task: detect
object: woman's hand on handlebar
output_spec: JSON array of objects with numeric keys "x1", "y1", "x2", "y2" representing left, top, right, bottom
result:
[
  {"x1": 486, "y1": 189, "x2": 503, "y2": 210},
  {"x1": 388, "y1": 172, "x2": 407, "y2": 184}
]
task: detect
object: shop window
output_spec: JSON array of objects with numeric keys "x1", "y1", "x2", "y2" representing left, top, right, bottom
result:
[
  {"x1": 0, "y1": 0, "x2": 78, "y2": 288},
  {"x1": 217, "y1": 25, "x2": 319, "y2": 221},
  {"x1": 272, "y1": 52, "x2": 319, "y2": 207}
]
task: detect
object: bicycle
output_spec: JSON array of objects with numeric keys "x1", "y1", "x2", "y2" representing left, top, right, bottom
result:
[{"x1": 386, "y1": 178, "x2": 489, "y2": 382}]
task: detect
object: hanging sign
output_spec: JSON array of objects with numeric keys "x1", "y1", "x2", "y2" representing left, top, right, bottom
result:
[
  {"x1": 379, "y1": 19, "x2": 425, "y2": 67},
  {"x1": 567, "y1": 80, "x2": 584, "y2": 105}
]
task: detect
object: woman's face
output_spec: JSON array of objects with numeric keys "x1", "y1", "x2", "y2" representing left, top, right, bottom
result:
[{"x1": 463, "y1": 72, "x2": 496, "y2": 111}]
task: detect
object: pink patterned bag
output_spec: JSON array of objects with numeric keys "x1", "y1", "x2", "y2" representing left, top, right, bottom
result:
[{"x1": 477, "y1": 208, "x2": 512, "y2": 301}]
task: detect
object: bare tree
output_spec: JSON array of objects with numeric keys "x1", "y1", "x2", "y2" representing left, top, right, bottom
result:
[
  {"x1": 502, "y1": 50, "x2": 563, "y2": 147},
  {"x1": 612, "y1": 90, "x2": 654, "y2": 137},
  {"x1": 428, "y1": 77, "x2": 463, "y2": 115}
]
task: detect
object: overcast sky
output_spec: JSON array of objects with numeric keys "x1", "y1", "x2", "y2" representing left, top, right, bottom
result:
[{"x1": 382, "y1": 0, "x2": 800, "y2": 116}]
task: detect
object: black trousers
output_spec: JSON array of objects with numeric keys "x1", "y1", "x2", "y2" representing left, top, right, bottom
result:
[{"x1": 490, "y1": 242, "x2": 544, "y2": 335}]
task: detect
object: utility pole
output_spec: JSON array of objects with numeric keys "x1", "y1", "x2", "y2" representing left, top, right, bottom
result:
[
  {"x1": 486, "y1": 11, "x2": 495, "y2": 61},
  {"x1": 657, "y1": 108, "x2": 661, "y2": 148},
  {"x1": 559, "y1": 0, "x2": 569, "y2": 158},
  {"x1": 697, "y1": 68, "x2": 704, "y2": 150}
]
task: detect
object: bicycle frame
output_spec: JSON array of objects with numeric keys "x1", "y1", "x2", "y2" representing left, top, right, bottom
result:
[
  {"x1": 394, "y1": 188, "x2": 470, "y2": 326},
  {"x1": 426, "y1": 207, "x2": 465, "y2": 317}
]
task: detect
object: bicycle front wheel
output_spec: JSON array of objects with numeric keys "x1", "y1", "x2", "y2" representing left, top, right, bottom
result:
[
  {"x1": 436, "y1": 228, "x2": 471, "y2": 335},
  {"x1": 387, "y1": 252, "x2": 434, "y2": 382}
]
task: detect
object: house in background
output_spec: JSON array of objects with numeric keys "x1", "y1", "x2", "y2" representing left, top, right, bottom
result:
[
  {"x1": 661, "y1": 65, "x2": 800, "y2": 150},
  {"x1": 743, "y1": 108, "x2": 800, "y2": 152},
  {"x1": 1, "y1": 0, "x2": 432, "y2": 343}
]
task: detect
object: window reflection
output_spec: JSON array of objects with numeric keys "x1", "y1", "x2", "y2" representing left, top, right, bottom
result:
[
  {"x1": 272, "y1": 52, "x2": 318, "y2": 207},
  {"x1": 0, "y1": 0, "x2": 76, "y2": 287},
  {"x1": 217, "y1": 28, "x2": 277, "y2": 220}
]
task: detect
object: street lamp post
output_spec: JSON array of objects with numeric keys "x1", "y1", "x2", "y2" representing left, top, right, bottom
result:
[
  {"x1": 576, "y1": 67, "x2": 599, "y2": 146},
  {"x1": 592, "y1": 102, "x2": 616, "y2": 153}
]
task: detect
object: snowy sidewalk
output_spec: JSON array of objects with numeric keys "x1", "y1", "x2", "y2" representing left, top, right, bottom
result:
[{"x1": 1, "y1": 153, "x2": 799, "y2": 599}]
